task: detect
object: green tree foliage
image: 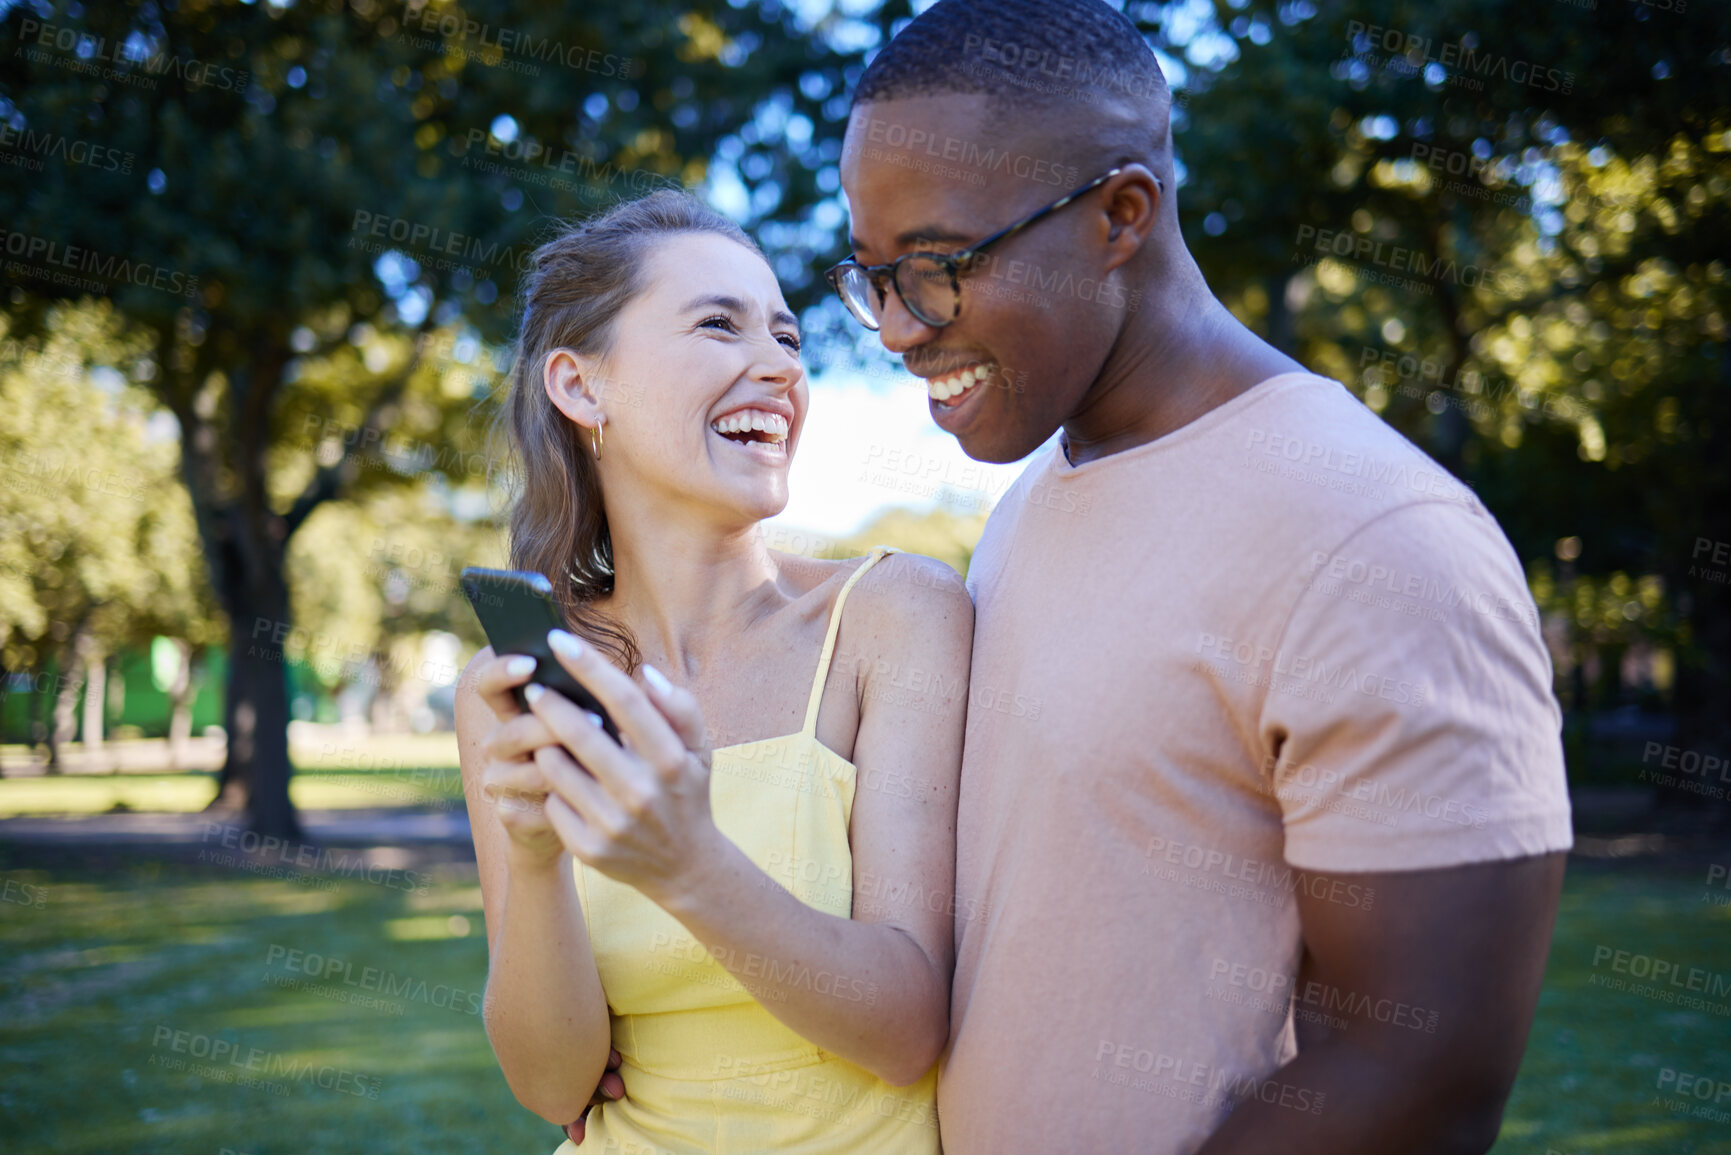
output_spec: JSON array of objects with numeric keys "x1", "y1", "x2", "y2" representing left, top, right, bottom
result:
[
  {"x1": 832, "y1": 505, "x2": 989, "y2": 580},
  {"x1": 1163, "y1": 0, "x2": 1731, "y2": 755},
  {"x1": 0, "y1": 0, "x2": 908, "y2": 834},
  {"x1": 0, "y1": 302, "x2": 216, "y2": 767}
]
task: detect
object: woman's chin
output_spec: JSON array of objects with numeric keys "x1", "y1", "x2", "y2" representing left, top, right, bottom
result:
[{"x1": 707, "y1": 480, "x2": 788, "y2": 525}]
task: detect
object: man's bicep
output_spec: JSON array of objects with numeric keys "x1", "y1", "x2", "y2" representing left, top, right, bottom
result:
[{"x1": 1293, "y1": 853, "x2": 1567, "y2": 1090}]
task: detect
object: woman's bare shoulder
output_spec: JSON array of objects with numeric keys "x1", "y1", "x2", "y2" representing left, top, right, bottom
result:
[{"x1": 846, "y1": 550, "x2": 974, "y2": 652}]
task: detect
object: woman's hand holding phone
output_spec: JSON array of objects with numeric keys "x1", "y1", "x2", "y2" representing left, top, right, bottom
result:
[
  {"x1": 521, "y1": 628, "x2": 724, "y2": 904},
  {"x1": 469, "y1": 648, "x2": 572, "y2": 869}
]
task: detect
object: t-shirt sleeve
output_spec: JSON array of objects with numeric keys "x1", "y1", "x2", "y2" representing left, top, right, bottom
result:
[{"x1": 1261, "y1": 499, "x2": 1574, "y2": 872}]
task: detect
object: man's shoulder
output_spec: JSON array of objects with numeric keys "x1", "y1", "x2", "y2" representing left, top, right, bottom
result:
[{"x1": 1224, "y1": 373, "x2": 1485, "y2": 528}]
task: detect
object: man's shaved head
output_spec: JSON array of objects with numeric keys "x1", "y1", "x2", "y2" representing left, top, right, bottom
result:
[
  {"x1": 854, "y1": 0, "x2": 1172, "y2": 175},
  {"x1": 838, "y1": 1, "x2": 1192, "y2": 463}
]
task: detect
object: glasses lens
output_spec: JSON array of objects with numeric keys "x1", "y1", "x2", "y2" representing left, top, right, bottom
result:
[
  {"x1": 896, "y1": 255, "x2": 958, "y2": 327},
  {"x1": 835, "y1": 265, "x2": 883, "y2": 331}
]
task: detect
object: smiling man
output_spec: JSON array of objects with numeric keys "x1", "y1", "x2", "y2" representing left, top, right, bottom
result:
[{"x1": 829, "y1": 1, "x2": 1574, "y2": 1153}]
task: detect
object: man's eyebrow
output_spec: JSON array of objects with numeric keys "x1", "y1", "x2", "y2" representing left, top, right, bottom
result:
[
  {"x1": 682, "y1": 294, "x2": 800, "y2": 329},
  {"x1": 848, "y1": 226, "x2": 977, "y2": 255}
]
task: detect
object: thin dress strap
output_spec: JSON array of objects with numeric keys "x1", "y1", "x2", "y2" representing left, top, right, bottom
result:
[{"x1": 800, "y1": 545, "x2": 898, "y2": 736}]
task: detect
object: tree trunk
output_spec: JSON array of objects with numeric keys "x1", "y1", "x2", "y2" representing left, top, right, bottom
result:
[
  {"x1": 368, "y1": 648, "x2": 401, "y2": 732},
  {"x1": 177, "y1": 327, "x2": 421, "y2": 839},
  {"x1": 47, "y1": 617, "x2": 95, "y2": 773},
  {"x1": 81, "y1": 649, "x2": 105, "y2": 757},
  {"x1": 167, "y1": 639, "x2": 195, "y2": 770},
  {"x1": 206, "y1": 564, "x2": 302, "y2": 841},
  {"x1": 29, "y1": 668, "x2": 50, "y2": 757},
  {"x1": 0, "y1": 663, "x2": 10, "y2": 777}
]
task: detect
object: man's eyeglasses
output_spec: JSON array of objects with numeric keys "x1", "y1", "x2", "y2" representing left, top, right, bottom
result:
[{"x1": 824, "y1": 166, "x2": 1151, "y2": 331}]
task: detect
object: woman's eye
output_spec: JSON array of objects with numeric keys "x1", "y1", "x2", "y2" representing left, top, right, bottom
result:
[{"x1": 699, "y1": 314, "x2": 797, "y2": 352}]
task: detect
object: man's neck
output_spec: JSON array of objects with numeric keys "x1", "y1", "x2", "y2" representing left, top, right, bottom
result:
[{"x1": 1060, "y1": 281, "x2": 1306, "y2": 467}]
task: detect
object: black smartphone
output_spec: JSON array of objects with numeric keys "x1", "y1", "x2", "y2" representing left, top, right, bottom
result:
[{"x1": 459, "y1": 566, "x2": 621, "y2": 741}]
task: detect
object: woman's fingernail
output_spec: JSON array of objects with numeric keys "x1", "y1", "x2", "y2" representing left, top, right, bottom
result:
[
  {"x1": 641, "y1": 663, "x2": 671, "y2": 694},
  {"x1": 505, "y1": 655, "x2": 536, "y2": 678},
  {"x1": 548, "y1": 629, "x2": 584, "y2": 660},
  {"x1": 524, "y1": 683, "x2": 546, "y2": 705},
  {"x1": 584, "y1": 710, "x2": 606, "y2": 729}
]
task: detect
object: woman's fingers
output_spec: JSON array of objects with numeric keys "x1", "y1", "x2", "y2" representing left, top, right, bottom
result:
[
  {"x1": 535, "y1": 742, "x2": 625, "y2": 838},
  {"x1": 470, "y1": 648, "x2": 540, "y2": 722},
  {"x1": 521, "y1": 678, "x2": 645, "y2": 806},
  {"x1": 484, "y1": 710, "x2": 560, "y2": 765},
  {"x1": 543, "y1": 790, "x2": 600, "y2": 861},
  {"x1": 636, "y1": 662, "x2": 709, "y2": 761},
  {"x1": 545, "y1": 630, "x2": 688, "y2": 770},
  {"x1": 475, "y1": 756, "x2": 550, "y2": 822}
]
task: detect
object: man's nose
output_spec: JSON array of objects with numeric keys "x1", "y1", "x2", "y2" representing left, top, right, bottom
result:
[{"x1": 873, "y1": 290, "x2": 941, "y2": 355}]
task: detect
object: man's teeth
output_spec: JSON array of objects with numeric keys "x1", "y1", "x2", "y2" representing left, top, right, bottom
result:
[
  {"x1": 709, "y1": 409, "x2": 789, "y2": 442},
  {"x1": 928, "y1": 363, "x2": 993, "y2": 402}
]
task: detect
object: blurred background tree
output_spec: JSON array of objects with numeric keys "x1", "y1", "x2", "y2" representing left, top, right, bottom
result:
[
  {"x1": 1, "y1": 0, "x2": 1726, "y2": 832},
  {"x1": 1166, "y1": 0, "x2": 1730, "y2": 776},
  {"x1": 0, "y1": 0, "x2": 911, "y2": 835},
  {"x1": 0, "y1": 302, "x2": 217, "y2": 773}
]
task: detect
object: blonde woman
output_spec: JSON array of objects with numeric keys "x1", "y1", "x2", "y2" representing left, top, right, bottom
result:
[{"x1": 455, "y1": 190, "x2": 970, "y2": 1153}]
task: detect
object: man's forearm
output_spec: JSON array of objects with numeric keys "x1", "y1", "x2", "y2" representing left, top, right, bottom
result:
[{"x1": 1195, "y1": 1038, "x2": 1507, "y2": 1155}]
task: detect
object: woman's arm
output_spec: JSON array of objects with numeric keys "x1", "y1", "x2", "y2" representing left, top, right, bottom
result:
[
  {"x1": 528, "y1": 554, "x2": 972, "y2": 1087},
  {"x1": 456, "y1": 647, "x2": 613, "y2": 1124},
  {"x1": 664, "y1": 553, "x2": 970, "y2": 1083}
]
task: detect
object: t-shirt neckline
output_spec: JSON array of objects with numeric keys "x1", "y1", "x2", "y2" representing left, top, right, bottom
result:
[{"x1": 1052, "y1": 371, "x2": 1329, "y2": 478}]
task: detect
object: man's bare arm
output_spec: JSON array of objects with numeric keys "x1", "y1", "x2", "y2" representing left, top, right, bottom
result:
[{"x1": 1198, "y1": 852, "x2": 1567, "y2": 1155}]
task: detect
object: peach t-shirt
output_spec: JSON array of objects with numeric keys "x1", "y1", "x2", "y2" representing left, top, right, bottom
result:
[{"x1": 936, "y1": 372, "x2": 1573, "y2": 1153}]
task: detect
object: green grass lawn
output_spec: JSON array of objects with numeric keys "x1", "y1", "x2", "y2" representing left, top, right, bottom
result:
[
  {"x1": 0, "y1": 849, "x2": 1727, "y2": 1153},
  {"x1": 0, "y1": 766, "x2": 467, "y2": 818},
  {"x1": 0, "y1": 734, "x2": 464, "y2": 816},
  {"x1": 1492, "y1": 859, "x2": 1731, "y2": 1155},
  {"x1": 0, "y1": 849, "x2": 557, "y2": 1155},
  {"x1": 0, "y1": 771, "x2": 465, "y2": 815}
]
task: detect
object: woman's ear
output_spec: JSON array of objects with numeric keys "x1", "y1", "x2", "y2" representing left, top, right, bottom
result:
[{"x1": 543, "y1": 347, "x2": 605, "y2": 427}]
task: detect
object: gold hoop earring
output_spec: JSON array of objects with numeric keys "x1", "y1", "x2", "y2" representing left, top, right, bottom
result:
[{"x1": 590, "y1": 417, "x2": 604, "y2": 460}]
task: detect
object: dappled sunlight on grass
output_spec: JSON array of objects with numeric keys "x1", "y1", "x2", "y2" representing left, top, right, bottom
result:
[
  {"x1": 404, "y1": 883, "x2": 483, "y2": 913},
  {"x1": 0, "y1": 854, "x2": 544, "y2": 1153},
  {"x1": 1490, "y1": 865, "x2": 1731, "y2": 1154},
  {"x1": 0, "y1": 775, "x2": 218, "y2": 815},
  {"x1": 1555, "y1": 1123, "x2": 1694, "y2": 1148},
  {"x1": 0, "y1": 767, "x2": 467, "y2": 816},
  {"x1": 2, "y1": 853, "x2": 1725, "y2": 1153},
  {"x1": 382, "y1": 913, "x2": 472, "y2": 941}
]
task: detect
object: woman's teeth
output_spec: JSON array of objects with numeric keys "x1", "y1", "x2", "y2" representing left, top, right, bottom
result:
[
  {"x1": 709, "y1": 409, "x2": 789, "y2": 443},
  {"x1": 928, "y1": 363, "x2": 992, "y2": 404}
]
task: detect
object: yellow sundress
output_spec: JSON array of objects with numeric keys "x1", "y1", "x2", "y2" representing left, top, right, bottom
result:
[{"x1": 555, "y1": 545, "x2": 942, "y2": 1154}]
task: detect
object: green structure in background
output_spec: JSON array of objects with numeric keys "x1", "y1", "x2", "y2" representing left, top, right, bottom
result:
[
  {"x1": 2, "y1": 642, "x2": 223, "y2": 745},
  {"x1": 0, "y1": 642, "x2": 371, "y2": 746}
]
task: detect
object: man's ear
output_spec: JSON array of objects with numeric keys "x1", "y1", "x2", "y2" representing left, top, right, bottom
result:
[
  {"x1": 1100, "y1": 166, "x2": 1161, "y2": 273},
  {"x1": 543, "y1": 347, "x2": 605, "y2": 428}
]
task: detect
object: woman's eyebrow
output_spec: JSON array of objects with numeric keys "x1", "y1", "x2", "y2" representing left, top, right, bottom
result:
[
  {"x1": 682, "y1": 293, "x2": 748, "y2": 314},
  {"x1": 682, "y1": 294, "x2": 798, "y2": 329}
]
